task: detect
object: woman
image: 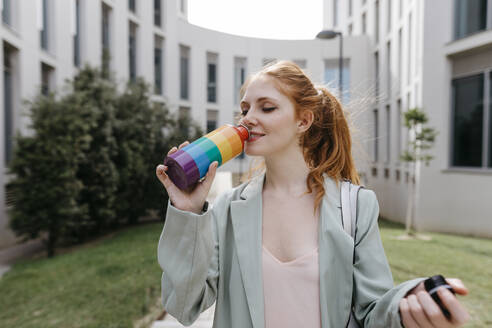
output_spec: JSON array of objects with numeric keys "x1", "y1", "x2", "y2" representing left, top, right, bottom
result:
[{"x1": 155, "y1": 61, "x2": 469, "y2": 328}]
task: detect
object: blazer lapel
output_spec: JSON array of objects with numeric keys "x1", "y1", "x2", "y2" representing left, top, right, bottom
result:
[
  {"x1": 319, "y1": 176, "x2": 355, "y2": 327},
  {"x1": 230, "y1": 173, "x2": 266, "y2": 328}
]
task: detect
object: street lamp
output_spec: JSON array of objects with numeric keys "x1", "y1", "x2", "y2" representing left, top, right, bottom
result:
[{"x1": 316, "y1": 29, "x2": 343, "y2": 100}]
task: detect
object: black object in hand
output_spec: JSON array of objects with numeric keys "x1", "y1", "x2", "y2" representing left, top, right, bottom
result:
[{"x1": 424, "y1": 275, "x2": 455, "y2": 320}]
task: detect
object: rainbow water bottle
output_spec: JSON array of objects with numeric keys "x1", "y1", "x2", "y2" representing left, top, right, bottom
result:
[{"x1": 163, "y1": 124, "x2": 250, "y2": 190}]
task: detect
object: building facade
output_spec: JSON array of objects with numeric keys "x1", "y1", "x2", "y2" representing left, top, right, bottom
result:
[
  {"x1": 326, "y1": 0, "x2": 492, "y2": 237},
  {"x1": 0, "y1": 0, "x2": 372, "y2": 249}
]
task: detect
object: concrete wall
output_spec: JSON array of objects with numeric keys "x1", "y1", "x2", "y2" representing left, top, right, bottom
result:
[
  {"x1": 416, "y1": 0, "x2": 492, "y2": 237},
  {"x1": 331, "y1": 0, "x2": 492, "y2": 237}
]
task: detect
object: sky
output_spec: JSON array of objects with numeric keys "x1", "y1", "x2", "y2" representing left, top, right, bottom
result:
[{"x1": 188, "y1": 0, "x2": 324, "y2": 40}]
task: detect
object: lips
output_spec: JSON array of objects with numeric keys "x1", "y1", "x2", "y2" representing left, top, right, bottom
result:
[{"x1": 248, "y1": 132, "x2": 265, "y2": 142}]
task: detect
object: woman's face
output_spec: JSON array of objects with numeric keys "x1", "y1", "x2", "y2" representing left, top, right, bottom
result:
[{"x1": 239, "y1": 76, "x2": 302, "y2": 157}]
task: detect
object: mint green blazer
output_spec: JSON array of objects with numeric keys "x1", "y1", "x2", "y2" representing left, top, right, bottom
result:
[{"x1": 157, "y1": 173, "x2": 423, "y2": 327}]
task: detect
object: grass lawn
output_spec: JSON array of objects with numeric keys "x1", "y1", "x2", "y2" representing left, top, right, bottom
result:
[
  {"x1": 0, "y1": 219, "x2": 490, "y2": 327},
  {"x1": 380, "y1": 219, "x2": 492, "y2": 328},
  {"x1": 0, "y1": 222, "x2": 165, "y2": 328}
]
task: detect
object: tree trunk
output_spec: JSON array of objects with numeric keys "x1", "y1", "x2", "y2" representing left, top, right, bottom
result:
[
  {"x1": 405, "y1": 173, "x2": 414, "y2": 234},
  {"x1": 47, "y1": 233, "x2": 57, "y2": 258},
  {"x1": 413, "y1": 124, "x2": 422, "y2": 232}
]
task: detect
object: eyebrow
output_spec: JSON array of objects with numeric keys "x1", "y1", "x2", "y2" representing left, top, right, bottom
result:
[{"x1": 240, "y1": 97, "x2": 279, "y2": 106}]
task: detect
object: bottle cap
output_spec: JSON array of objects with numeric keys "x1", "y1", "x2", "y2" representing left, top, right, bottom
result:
[{"x1": 235, "y1": 124, "x2": 250, "y2": 141}]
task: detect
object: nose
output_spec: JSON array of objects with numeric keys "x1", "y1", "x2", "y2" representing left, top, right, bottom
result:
[{"x1": 239, "y1": 111, "x2": 258, "y2": 128}]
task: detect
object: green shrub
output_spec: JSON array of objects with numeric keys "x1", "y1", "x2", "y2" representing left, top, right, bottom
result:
[{"x1": 6, "y1": 65, "x2": 202, "y2": 257}]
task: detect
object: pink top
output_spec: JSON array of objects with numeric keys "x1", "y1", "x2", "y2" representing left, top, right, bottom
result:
[{"x1": 262, "y1": 245, "x2": 321, "y2": 328}]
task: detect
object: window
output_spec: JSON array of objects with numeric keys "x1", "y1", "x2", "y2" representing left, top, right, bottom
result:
[
  {"x1": 397, "y1": 99, "x2": 402, "y2": 163},
  {"x1": 129, "y1": 0, "x2": 136, "y2": 13},
  {"x1": 362, "y1": 12, "x2": 367, "y2": 34},
  {"x1": 154, "y1": 0, "x2": 162, "y2": 26},
  {"x1": 207, "y1": 52, "x2": 218, "y2": 103},
  {"x1": 374, "y1": 109, "x2": 379, "y2": 162},
  {"x1": 180, "y1": 45, "x2": 190, "y2": 100},
  {"x1": 374, "y1": 51, "x2": 379, "y2": 99},
  {"x1": 398, "y1": 28, "x2": 402, "y2": 90},
  {"x1": 324, "y1": 59, "x2": 351, "y2": 103},
  {"x1": 154, "y1": 36, "x2": 163, "y2": 94},
  {"x1": 178, "y1": 106, "x2": 191, "y2": 136},
  {"x1": 3, "y1": 43, "x2": 16, "y2": 165},
  {"x1": 39, "y1": 0, "x2": 50, "y2": 51},
  {"x1": 73, "y1": 0, "x2": 81, "y2": 67},
  {"x1": 489, "y1": 72, "x2": 492, "y2": 167},
  {"x1": 399, "y1": 0, "x2": 403, "y2": 18},
  {"x1": 387, "y1": 0, "x2": 392, "y2": 32},
  {"x1": 387, "y1": 41, "x2": 391, "y2": 97},
  {"x1": 406, "y1": 92, "x2": 411, "y2": 160},
  {"x1": 206, "y1": 110, "x2": 218, "y2": 133},
  {"x1": 407, "y1": 13, "x2": 412, "y2": 86},
  {"x1": 386, "y1": 105, "x2": 391, "y2": 163},
  {"x1": 454, "y1": 0, "x2": 488, "y2": 39},
  {"x1": 180, "y1": 0, "x2": 186, "y2": 14},
  {"x1": 129, "y1": 22, "x2": 138, "y2": 82},
  {"x1": 349, "y1": 0, "x2": 353, "y2": 17},
  {"x1": 333, "y1": 0, "x2": 339, "y2": 27},
  {"x1": 234, "y1": 57, "x2": 246, "y2": 104},
  {"x1": 2, "y1": 0, "x2": 11, "y2": 25},
  {"x1": 41, "y1": 62, "x2": 55, "y2": 96},
  {"x1": 375, "y1": 0, "x2": 380, "y2": 43},
  {"x1": 102, "y1": 4, "x2": 112, "y2": 75},
  {"x1": 451, "y1": 73, "x2": 491, "y2": 168}
]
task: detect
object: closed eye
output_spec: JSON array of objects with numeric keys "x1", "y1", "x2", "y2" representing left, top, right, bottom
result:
[{"x1": 240, "y1": 107, "x2": 276, "y2": 116}]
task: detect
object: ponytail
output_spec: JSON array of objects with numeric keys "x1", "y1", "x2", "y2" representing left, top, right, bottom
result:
[{"x1": 302, "y1": 86, "x2": 360, "y2": 211}]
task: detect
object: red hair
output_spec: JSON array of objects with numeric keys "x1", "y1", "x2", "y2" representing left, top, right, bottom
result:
[{"x1": 240, "y1": 60, "x2": 360, "y2": 211}]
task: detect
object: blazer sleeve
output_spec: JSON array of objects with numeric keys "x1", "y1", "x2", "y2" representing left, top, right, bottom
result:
[
  {"x1": 352, "y1": 188, "x2": 425, "y2": 328},
  {"x1": 157, "y1": 191, "x2": 229, "y2": 326}
]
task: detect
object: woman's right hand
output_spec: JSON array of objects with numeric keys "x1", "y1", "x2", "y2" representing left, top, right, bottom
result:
[{"x1": 156, "y1": 141, "x2": 218, "y2": 214}]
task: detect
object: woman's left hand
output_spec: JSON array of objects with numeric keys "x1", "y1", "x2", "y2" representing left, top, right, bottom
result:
[{"x1": 399, "y1": 278, "x2": 470, "y2": 327}]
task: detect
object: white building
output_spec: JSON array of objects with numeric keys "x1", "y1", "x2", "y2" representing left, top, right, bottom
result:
[
  {"x1": 0, "y1": 0, "x2": 372, "y2": 249},
  {"x1": 2, "y1": 0, "x2": 490, "y2": 250},
  {"x1": 327, "y1": 0, "x2": 492, "y2": 237}
]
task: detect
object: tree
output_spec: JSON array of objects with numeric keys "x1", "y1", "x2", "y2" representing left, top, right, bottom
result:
[
  {"x1": 400, "y1": 107, "x2": 438, "y2": 235},
  {"x1": 70, "y1": 67, "x2": 120, "y2": 239},
  {"x1": 6, "y1": 93, "x2": 91, "y2": 257},
  {"x1": 6, "y1": 65, "x2": 203, "y2": 257}
]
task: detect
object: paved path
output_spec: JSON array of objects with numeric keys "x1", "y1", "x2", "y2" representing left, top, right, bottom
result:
[
  {"x1": 151, "y1": 304, "x2": 215, "y2": 328},
  {"x1": 0, "y1": 239, "x2": 44, "y2": 278}
]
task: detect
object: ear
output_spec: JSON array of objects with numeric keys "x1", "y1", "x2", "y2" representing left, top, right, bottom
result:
[{"x1": 297, "y1": 110, "x2": 314, "y2": 133}]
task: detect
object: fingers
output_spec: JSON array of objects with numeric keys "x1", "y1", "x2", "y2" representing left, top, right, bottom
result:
[
  {"x1": 446, "y1": 278, "x2": 468, "y2": 296},
  {"x1": 167, "y1": 147, "x2": 177, "y2": 155},
  {"x1": 166, "y1": 141, "x2": 190, "y2": 156},
  {"x1": 438, "y1": 287, "x2": 470, "y2": 326},
  {"x1": 156, "y1": 165, "x2": 171, "y2": 188},
  {"x1": 416, "y1": 291, "x2": 452, "y2": 327},
  {"x1": 200, "y1": 161, "x2": 218, "y2": 191},
  {"x1": 408, "y1": 281, "x2": 426, "y2": 296},
  {"x1": 407, "y1": 294, "x2": 433, "y2": 328},
  {"x1": 400, "y1": 298, "x2": 419, "y2": 328},
  {"x1": 155, "y1": 164, "x2": 180, "y2": 198}
]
